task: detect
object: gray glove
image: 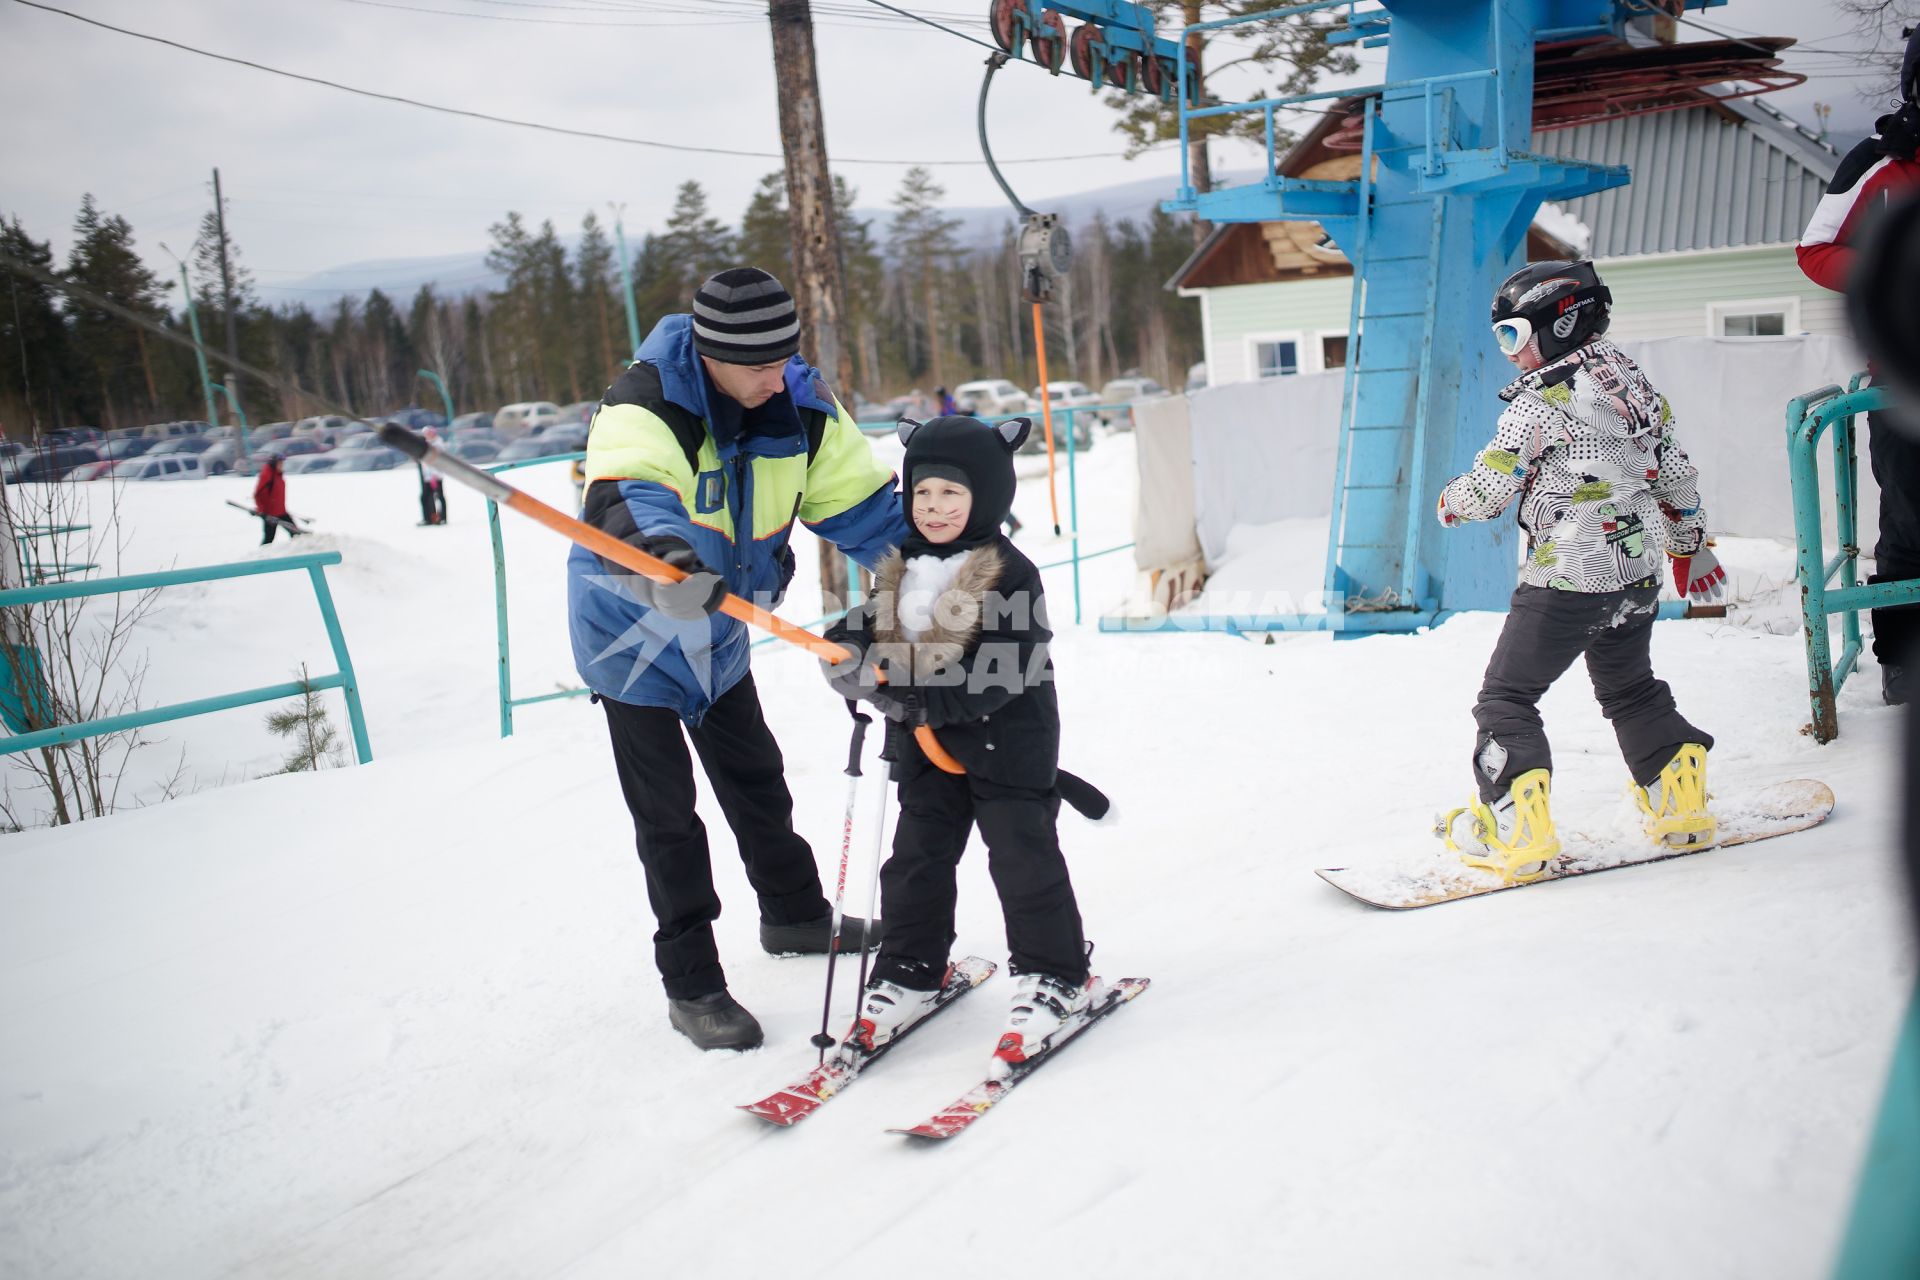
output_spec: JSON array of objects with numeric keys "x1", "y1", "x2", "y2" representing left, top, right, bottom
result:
[
  {"x1": 821, "y1": 643, "x2": 880, "y2": 701},
  {"x1": 622, "y1": 537, "x2": 725, "y2": 621}
]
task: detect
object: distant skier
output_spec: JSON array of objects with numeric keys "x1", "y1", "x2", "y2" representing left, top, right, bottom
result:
[
  {"x1": 1798, "y1": 22, "x2": 1920, "y2": 705},
  {"x1": 821, "y1": 414, "x2": 1109, "y2": 1075},
  {"x1": 1433, "y1": 261, "x2": 1724, "y2": 883},
  {"x1": 252, "y1": 455, "x2": 301, "y2": 544},
  {"x1": 418, "y1": 428, "x2": 448, "y2": 525}
]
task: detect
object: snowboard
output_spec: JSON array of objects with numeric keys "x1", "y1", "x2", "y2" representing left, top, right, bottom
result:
[{"x1": 1316, "y1": 779, "x2": 1834, "y2": 910}]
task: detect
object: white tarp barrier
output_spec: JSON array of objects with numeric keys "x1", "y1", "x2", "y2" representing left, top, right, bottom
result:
[{"x1": 1160, "y1": 334, "x2": 1871, "y2": 574}]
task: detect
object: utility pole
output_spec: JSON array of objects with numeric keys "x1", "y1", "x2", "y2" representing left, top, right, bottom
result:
[
  {"x1": 211, "y1": 168, "x2": 249, "y2": 461},
  {"x1": 1182, "y1": 1, "x2": 1211, "y2": 245},
  {"x1": 161, "y1": 245, "x2": 221, "y2": 440},
  {"x1": 768, "y1": 0, "x2": 860, "y2": 612}
]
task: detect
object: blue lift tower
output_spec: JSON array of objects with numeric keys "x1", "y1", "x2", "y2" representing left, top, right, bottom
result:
[{"x1": 1166, "y1": 1, "x2": 1731, "y2": 632}]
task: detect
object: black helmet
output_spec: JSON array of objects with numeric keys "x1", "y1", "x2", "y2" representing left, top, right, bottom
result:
[{"x1": 1490, "y1": 260, "x2": 1612, "y2": 361}]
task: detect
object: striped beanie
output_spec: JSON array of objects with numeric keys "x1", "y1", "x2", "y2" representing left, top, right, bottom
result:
[{"x1": 691, "y1": 267, "x2": 800, "y2": 365}]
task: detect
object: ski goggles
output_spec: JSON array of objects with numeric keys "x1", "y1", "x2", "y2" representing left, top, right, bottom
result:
[{"x1": 1492, "y1": 316, "x2": 1534, "y2": 355}]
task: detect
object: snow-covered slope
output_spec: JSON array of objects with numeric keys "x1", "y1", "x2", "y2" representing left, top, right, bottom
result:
[{"x1": 0, "y1": 437, "x2": 1912, "y2": 1278}]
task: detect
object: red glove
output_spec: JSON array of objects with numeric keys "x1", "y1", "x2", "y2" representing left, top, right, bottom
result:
[{"x1": 1670, "y1": 545, "x2": 1727, "y2": 604}]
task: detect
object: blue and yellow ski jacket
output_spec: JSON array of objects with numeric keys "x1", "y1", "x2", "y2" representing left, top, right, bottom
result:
[{"x1": 567, "y1": 313, "x2": 906, "y2": 721}]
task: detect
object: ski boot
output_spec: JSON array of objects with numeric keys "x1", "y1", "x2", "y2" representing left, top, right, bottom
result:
[
  {"x1": 845, "y1": 960, "x2": 948, "y2": 1054},
  {"x1": 991, "y1": 971, "x2": 1100, "y2": 1079},
  {"x1": 1633, "y1": 743, "x2": 1717, "y2": 849},
  {"x1": 1436, "y1": 768, "x2": 1561, "y2": 884}
]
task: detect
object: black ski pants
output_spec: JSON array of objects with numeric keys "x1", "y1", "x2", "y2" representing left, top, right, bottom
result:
[
  {"x1": 1868, "y1": 409, "x2": 1920, "y2": 667},
  {"x1": 601, "y1": 673, "x2": 830, "y2": 1000},
  {"x1": 259, "y1": 515, "x2": 300, "y2": 544},
  {"x1": 874, "y1": 767, "x2": 1087, "y2": 989},
  {"x1": 1471, "y1": 583, "x2": 1711, "y2": 802}
]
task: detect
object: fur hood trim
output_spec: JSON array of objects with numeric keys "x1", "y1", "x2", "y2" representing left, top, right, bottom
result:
[{"x1": 870, "y1": 545, "x2": 1004, "y2": 677}]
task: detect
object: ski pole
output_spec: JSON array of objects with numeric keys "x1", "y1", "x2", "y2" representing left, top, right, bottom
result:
[
  {"x1": 850, "y1": 768, "x2": 893, "y2": 1004},
  {"x1": 376, "y1": 424, "x2": 968, "y2": 774},
  {"x1": 812, "y1": 701, "x2": 873, "y2": 1063}
]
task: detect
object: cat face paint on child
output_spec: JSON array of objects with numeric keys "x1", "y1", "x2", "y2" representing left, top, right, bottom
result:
[{"x1": 912, "y1": 477, "x2": 973, "y2": 544}]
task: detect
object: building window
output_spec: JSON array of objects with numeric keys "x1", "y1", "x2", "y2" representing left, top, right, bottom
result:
[
  {"x1": 1321, "y1": 334, "x2": 1349, "y2": 369},
  {"x1": 1254, "y1": 339, "x2": 1300, "y2": 378},
  {"x1": 1707, "y1": 297, "x2": 1799, "y2": 338}
]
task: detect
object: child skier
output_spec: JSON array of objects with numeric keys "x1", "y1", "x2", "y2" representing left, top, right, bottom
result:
[
  {"x1": 1434, "y1": 260, "x2": 1727, "y2": 883},
  {"x1": 820, "y1": 414, "x2": 1102, "y2": 1072}
]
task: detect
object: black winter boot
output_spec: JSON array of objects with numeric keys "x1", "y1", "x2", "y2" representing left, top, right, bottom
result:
[
  {"x1": 667, "y1": 990, "x2": 763, "y2": 1051},
  {"x1": 1886, "y1": 664, "x2": 1913, "y2": 707},
  {"x1": 759, "y1": 914, "x2": 884, "y2": 956}
]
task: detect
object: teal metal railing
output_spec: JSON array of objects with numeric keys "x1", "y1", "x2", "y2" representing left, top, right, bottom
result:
[
  {"x1": 1786, "y1": 374, "x2": 1917, "y2": 742},
  {"x1": 0, "y1": 550, "x2": 372, "y2": 762},
  {"x1": 1833, "y1": 981, "x2": 1920, "y2": 1278},
  {"x1": 485, "y1": 450, "x2": 590, "y2": 736}
]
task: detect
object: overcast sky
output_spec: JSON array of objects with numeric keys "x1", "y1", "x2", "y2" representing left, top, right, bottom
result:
[{"x1": 0, "y1": 0, "x2": 1901, "y2": 304}]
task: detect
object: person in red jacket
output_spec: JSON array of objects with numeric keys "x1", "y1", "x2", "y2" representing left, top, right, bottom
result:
[
  {"x1": 252, "y1": 456, "x2": 301, "y2": 545},
  {"x1": 1799, "y1": 25, "x2": 1920, "y2": 704}
]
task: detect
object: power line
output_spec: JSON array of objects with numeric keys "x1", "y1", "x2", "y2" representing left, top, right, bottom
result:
[
  {"x1": 8, "y1": 0, "x2": 1146, "y2": 166},
  {"x1": 332, "y1": 0, "x2": 761, "y2": 27}
]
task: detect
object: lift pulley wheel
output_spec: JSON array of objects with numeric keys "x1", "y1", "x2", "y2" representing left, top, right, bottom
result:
[
  {"x1": 988, "y1": 0, "x2": 1021, "y2": 54},
  {"x1": 1069, "y1": 22, "x2": 1099, "y2": 80},
  {"x1": 1030, "y1": 7, "x2": 1067, "y2": 74}
]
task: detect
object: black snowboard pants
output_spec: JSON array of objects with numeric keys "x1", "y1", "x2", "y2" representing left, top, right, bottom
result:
[
  {"x1": 601, "y1": 673, "x2": 831, "y2": 1000},
  {"x1": 874, "y1": 767, "x2": 1087, "y2": 990},
  {"x1": 1868, "y1": 409, "x2": 1920, "y2": 667},
  {"x1": 1471, "y1": 583, "x2": 1711, "y2": 802}
]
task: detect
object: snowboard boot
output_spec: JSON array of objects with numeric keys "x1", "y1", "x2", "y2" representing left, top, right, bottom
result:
[
  {"x1": 759, "y1": 913, "x2": 883, "y2": 956},
  {"x1": 845, "y1": 961, "x2": 949, "y2": 1054},
  {"x1": 1438, "y1": 768, "x2": 1561, "y2": 884},
  {"x1": 1633, "y1": 743, "x2": 1717, "y2": 849},
  {"x1": 667, "y1": 990, "x2": 763, "y2": 1052},
  {"x1": 991, "y1": 971, "x2": 1100, "y2": 1079}
]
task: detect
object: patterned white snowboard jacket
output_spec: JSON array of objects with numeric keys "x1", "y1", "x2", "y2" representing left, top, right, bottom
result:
[{"x1": 1440, "y1": 339, "x2": 1707, "y2": 593}]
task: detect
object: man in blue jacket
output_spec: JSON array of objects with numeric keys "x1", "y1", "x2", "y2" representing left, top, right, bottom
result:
[{"x1": 569, "y1": 268, "x2": 907, "y2": 1051}]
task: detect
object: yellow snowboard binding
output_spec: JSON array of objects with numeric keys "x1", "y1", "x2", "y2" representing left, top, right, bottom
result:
[
  {"x1": 1436, "y1": 769, "x2": 1561, "y2": 884},
  {"x1": 1634, "y1": 743, "x2": 1717, "y2": 849}
]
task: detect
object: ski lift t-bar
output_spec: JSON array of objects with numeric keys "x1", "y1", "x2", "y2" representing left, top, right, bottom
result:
[{"x1": 376, "y1": 424, "x2": 968, "y2": 774}]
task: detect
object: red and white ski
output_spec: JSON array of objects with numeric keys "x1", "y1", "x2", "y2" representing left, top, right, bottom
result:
[
  {"x1": 888, "y1": 977, "x2": 1150, "y2": 1141},
  {"x1": 738, "y1": 956, "x2": 996, "y2": 1127}
]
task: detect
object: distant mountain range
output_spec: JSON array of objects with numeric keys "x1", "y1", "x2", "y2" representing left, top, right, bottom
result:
[{"x1": 256, "y1": 170, "x2": 1259, "y2": 306}]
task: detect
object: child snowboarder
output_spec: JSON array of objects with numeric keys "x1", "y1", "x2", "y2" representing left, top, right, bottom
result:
[
  {"x1": 1434, "y1": 260, "x2": 1727, "y2": 883},
  {"x1": 820, "y1": 414, "x2": 1104, "y2": 1073}
]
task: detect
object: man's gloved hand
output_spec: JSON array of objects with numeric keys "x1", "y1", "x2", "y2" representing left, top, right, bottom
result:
[
  {"x1": 1670, "y1": 542, "x2": 1727, "y2": 605},
  {"x1": 628, "y1": 536, "x2": 726, "y2": 620},
  {"x1": 820, "y1": 643, "x2": 880, "y2": 702},
  {"x1": 1436, "y1": 489, "x2": 1462, "y2": 528}
]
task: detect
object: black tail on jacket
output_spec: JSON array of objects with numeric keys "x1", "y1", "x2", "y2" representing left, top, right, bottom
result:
[{"x1": 1056, "y1": 769, "x2": 1111, "y2": 822}]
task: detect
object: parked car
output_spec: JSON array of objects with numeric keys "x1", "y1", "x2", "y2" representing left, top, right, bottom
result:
[
  {"x1": 541, "y1": 425, "x2": 588, "y2": 453},
  {"x1": 491, "y1": 401, "x2": 561, "y2": 439},
  {"x1": 147, "y1": 435, "x2": 214, "y2": 456},
  {"x1": 493, "y1": 436, "x2": 576, "y2": 464},
  {"x1": 255, "y1": 437, "x2": 326, "y2": 461},
  {"x1": 197, "y1": 438, "x2": 254, "y2": 475},
  {"x1": 120, "y1": 455, "x2": 206, "y2": 481},
  {"x1": 952, "y1": 380, "x2": 1031, "y2": 417},
  {"x1": 282, "y1": 453, "x2": 341, "y2": 475},
  {"x1": 140, "y1": 420, "x2": 208, "y2": 439},
  {"x1": 1096, "y1": 376, "x2": 1171, "y2": 429},
  {"x1": 16, "y1": 445, "x2": 102, "y2": 482},
  {"x1": 293, "y1": 415, "x2": 357, "y2": 446},
  {"x1": 252, "y1": 421, "x2": 295, "y2": 442},
  {"x1": 331, "y1": 448, "x2": 407, "y2": 472},
  {"x1": 450, "y1": 425, "x2": 504, "y2": 447},
  {"x1": 70, "y1": 459, "x2": 121, "y2": 482},
  {"x1": 101, "y1": 435, "x2": 159, "y2": 461},
  {"x1": 333, "y1": 431, "x2": 383, "y2": 451},
  {"x1": 552, "y1": 401, "x2": 598, "y2": 428},
  {"x1": 448, "y1": 411, "x2": 494, "y2": 434},
  {"x1": 384, "y1": 407, "x2": 446, "y2": 431},
  {"x1": 446, "y1": 439, "x2": 501, "y2": 464}
]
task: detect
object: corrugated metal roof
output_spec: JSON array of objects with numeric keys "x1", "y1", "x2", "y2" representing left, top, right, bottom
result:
[{"x1": 1549, "y1": 99, "x2": 1839, "y2": 258}]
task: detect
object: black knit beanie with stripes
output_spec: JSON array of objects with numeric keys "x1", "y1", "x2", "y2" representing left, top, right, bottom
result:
[{"x1": 691, "y1": 267, "x2": 801, "y2": 365}]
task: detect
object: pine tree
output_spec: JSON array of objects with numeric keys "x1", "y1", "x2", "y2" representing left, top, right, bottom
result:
[
  {"x1": 575, "y1": 211, "x2": 620, "y2": 383},
  {"x1": 0, "y1": 216, "x2": 76, "y2": 434},
  {"x1": 265, "y1": 666, "x2": 342, "y2": 774},
  {"x1": 64, "y1": 195, "x2": 167, "y2": 429},
  {"x1": 835, "y1": 175, "x2": 885, "y2": 394},
  {"x1": 888, "y1": 167, "x2": 963, "y2": 387},
  {"x1": 738, "y1": 172, "x2": 795, "y2": 286}
]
